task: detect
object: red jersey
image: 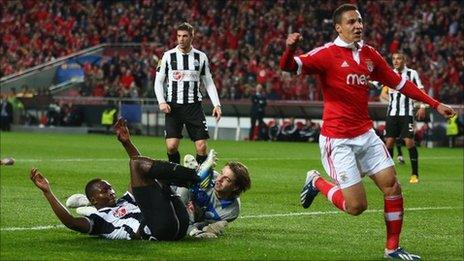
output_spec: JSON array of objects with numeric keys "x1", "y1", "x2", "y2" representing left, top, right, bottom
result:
[{"x1": 295, "y1": 37, "x2": 404, "y2": 138}]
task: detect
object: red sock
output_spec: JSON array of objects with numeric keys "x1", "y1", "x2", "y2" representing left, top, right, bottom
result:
[
  {"x1": 384, "y1": 195, "x2": 404, "y2": 250},
  {"x1": 314, "y1": 177, "x2": 346, "y2": 211}
]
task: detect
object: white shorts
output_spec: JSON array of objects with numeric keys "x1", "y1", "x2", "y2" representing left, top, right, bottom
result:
[{"x1": 319, "y1": 129, "x2": 394, "y2": 189}]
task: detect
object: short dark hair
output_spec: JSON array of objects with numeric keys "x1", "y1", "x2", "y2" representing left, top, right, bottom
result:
[
  {"x1": 227, "y1": 161, "x2": 251, "y2": 197},
  {"x1": 332, "y1": 4, "x2": 358, "y2": 25},
  {"x1": 85, "y1": 178, "x2": 102, "y2": 201},
  {"x1": 393, "y1": 52, "x2": 407, "y2": 61},
  {"x1": 177, "y1": 22, "x2": 194, "y2": 36}
]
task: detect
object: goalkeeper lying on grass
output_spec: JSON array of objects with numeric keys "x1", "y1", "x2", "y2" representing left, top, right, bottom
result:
[{"x1": 177, "y1": 153, "x2": 251, "y2": 238}]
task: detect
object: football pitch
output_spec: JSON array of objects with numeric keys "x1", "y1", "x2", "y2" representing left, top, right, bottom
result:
[{"x1": 1, "y1": 132, "x2": 463, "y2": 260}]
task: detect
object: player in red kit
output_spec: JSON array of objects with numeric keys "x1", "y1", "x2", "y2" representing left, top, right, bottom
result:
[{"x1": 280, "y1": 4, "x2": 456, "y2": 260}]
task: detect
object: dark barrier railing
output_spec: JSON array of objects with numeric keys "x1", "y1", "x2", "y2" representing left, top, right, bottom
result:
[{"x1": 22, "y1": 96, "x2": 463, "y2": 123}]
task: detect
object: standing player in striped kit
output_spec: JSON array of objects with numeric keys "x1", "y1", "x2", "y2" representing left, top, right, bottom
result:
[
  {"x1": 383, "y1": 53, "x2": 426, "y2": 184},
  {"x1": 154, "y1": 22, "x2": 221, "y2": 165},
  {"x1": 280, "y1": 4, "x2": 455, "y2": 260}
]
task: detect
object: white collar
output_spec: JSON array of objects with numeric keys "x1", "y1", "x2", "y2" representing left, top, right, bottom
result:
[
  {"x1": 334, "y1": 36, "x2": 364, "y2": 50},
  {"x1": 394, "y1": 66, "x2": 409, "y2": 73}
]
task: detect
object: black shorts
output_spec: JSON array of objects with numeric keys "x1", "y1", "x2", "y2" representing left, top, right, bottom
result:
[
  {"x1": 165, "y1": 102, "x2": 209, "y2": 141},
  {"x1": 132, "y1": 183, "x2": 189, "y2": 241},
  {"x1": 385, "y1": 116, "x2": 414, "y2": 139}
]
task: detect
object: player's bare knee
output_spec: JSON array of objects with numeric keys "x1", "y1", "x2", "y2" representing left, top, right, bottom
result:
[
  {"x1": 129, "y1": 157, "x2": 153, "y2": 184},
  {"x1": 195, "y1": 142, "x2": 207, "y2": 155},
  {"x1": 346, "y1": 202, "x2": 367, "y2": 216},
  {"x1": 166, "y1": 146, "x2": 178, "y2": 154},
  {"x1": 384, "y1": 181, "x2": 402, "y2": 196},
  {"x1": 129, "y1": 157, "x2": 143, "y2": 179},
  {"x1": 394, "y1": 180, "x2": 401, "y2": 193}
]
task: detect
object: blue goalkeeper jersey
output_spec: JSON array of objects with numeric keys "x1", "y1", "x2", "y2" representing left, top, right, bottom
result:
[{"x1": 190, "y1": 171, "x2": 240, "y2": 223}]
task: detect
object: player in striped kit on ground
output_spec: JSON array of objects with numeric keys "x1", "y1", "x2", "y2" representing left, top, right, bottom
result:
[
  {"x1": 382, "y1": 52, "x2": 426, "y2": 184},
  {"x1": 280, "y1": 3, "x2": 456, "y2": 260},
  {"x1": 30, "y1": 119, "x2": 217, "y2": 241},
  {"x1": 154, "y1": 22, "x2": 221, "y2": 166}
]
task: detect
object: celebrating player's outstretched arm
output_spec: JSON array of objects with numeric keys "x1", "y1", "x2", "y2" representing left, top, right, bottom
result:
[
  {"x1": 436, "y1": 104, "x2": 456, "y2": 118},
  {"x1": 280, "y1": 33, "x2": 304, "y2": 73},
  {"x1": 285, "y1": 32, "x2": 303, "y2": 50}
]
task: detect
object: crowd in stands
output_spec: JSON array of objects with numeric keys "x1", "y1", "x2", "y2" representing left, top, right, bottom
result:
[
  {"x1": 251, "y1": 118, "x2": 321, "y2": 142},
  {"x1": 1, "y1": 0, "x2": 462, "y2": 104}
]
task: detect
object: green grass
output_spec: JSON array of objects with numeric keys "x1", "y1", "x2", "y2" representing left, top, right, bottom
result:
[{"x1": 1, "y1": 132, "x2": 463, "y2": 260}]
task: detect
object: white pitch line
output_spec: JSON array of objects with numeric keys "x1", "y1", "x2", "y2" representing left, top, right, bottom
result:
[
  {"x1": 240, "y1": 206, "x2": 462, "y2": 219},
  {"x1": 2, "y1": 225, "x2": 65, "y2": 231},
  {"x1": 2, "y1": 206, "x2": 461, "y2": 232},
  {"x1": 13, "y1": 156, "x2": 464, "y2": 163},
  {"x1": 18, "y1": 158, "x2": 125, "y2": 162}
]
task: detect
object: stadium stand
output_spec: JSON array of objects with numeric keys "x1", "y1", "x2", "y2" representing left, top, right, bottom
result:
[
  {"x1": 0, "y1": 0, "x2": 462, "y2": 145},
  {"x1": 1, "y1": 0, "x2": 462, "y2": 104}
]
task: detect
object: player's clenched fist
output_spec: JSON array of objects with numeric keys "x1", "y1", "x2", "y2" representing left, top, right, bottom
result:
[{"x1": 286, "y1": 33, "x2": 303, "y2": 50}]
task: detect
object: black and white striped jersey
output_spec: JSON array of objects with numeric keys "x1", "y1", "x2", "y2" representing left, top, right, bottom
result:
[
  {"x1": 387, "y1": 67, "x2": 424, "y2": 116},
  {"x1": 85, "y1": 192, "x2": 147, "y2": 240},
  {"x1": 154, "y1": 46, "x2": 221, "y2": 107}
]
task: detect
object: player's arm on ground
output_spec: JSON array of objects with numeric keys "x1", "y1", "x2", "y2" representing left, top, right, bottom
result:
[
  {"x1": 154, "y1": 52, "x2": 170, "y2": 113},
  {"x1": 369, "y1": 48, "x2": 456, "y2": 119},
  {"x1": 200, "y1": 53, "x2": 222, "y2": 121},
  {"x1": 114, "y1": 118, "x2": 140, "y2": 158},
  {"x1": 30, "y1": 168, "x2": 90, "y2": 233}
]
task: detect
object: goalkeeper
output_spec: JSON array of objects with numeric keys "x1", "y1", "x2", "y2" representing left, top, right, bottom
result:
[{"x1": 177, "y1": 154, "x2": 251, "y2": 238}]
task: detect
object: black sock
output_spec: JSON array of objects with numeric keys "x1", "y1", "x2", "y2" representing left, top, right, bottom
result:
[
  {"x1": 196, "y1": 154, "x2": 207, "y2": 165},
  {"x1": 395, "y1": 139, "x2": 403, "y2": 156},
  {"x1": 408, "y1": 147, "x2": 418, "y2": 176},
  {"x1": 388, "y1": 148, "x2": 394, "y2": 158},
  {"x1": 167, "y1": 151, "x2": 180, "y2": 164},
  {"x1": 148, "y1": 160, "x2": 199, "y2": 186}
]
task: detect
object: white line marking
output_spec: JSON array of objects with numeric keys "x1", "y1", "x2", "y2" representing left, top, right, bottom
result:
[
  {"x1": 18, "y1": 158, "x2": 125, "y2": 162},
  {"x1": 13, "y1": 156, "x2": 464, "y2": 163},
  {"x1": 2, "y1": 225, "x2": 65, "y2": 231},
  {"x1": 240, "y1": 206, "x2": 461, "y2": 219},
  {"x1": 2, "y1": 206, "x2": 461, "y2": 232}
]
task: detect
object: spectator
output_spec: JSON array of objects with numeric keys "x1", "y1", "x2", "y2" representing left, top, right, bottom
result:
[
  {"x1": 446, "y1": 115, "x2": 460, "y2": 148},
  {"x1": 278, "y1": 118, "x2": 299, "y2": 141},
  {"x1": 249, "y1": 84, "x2": 267, "y2": 140},
  {"x1": 299, "y1": 119, "x2": 320, "y2": 142},
  {"x1": 267, "y1": 119, "x2": 280, "y2": 141},
  {"x1": 101, "y1": 101, "x2": 118, "y2": 134},
  {"x1": 0, "y1": 94, "x2": 13, "y2": 131}
]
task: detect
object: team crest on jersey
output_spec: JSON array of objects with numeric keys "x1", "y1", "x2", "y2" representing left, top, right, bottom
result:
[
  {"x1": 114, "y1": 207, "x2": 127, "y2": 218},
  {"x1": 173, "y1": 71, "x2": 183, "y2": 81},
  {"x1": 194, "y1": 59, "x2": 200, "y2": 67},
  {"x1": 338, "y1": 171, "x2": 348, "y2": 182},
  {"x1": 366, "y1": 59, "x2": 374, "y2": 72}
]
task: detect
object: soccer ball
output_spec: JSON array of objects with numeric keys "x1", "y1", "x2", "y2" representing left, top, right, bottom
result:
[{"x1": 65, "y1": 193, "x2": 90, "y2": 208}]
